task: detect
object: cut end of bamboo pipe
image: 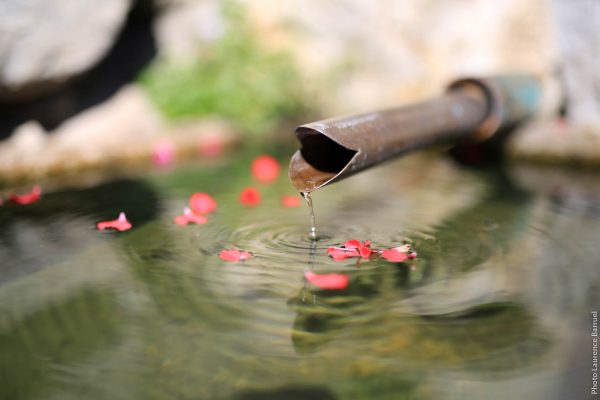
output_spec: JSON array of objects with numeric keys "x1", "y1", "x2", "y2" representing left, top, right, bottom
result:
[{"x1": 290, "y1": 128, "x2": 359, "y2": 192}]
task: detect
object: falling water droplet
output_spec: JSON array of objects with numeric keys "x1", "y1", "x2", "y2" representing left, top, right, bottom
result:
[{"x1": 300, "y1": 192, "x2": 318, "y2": 240}]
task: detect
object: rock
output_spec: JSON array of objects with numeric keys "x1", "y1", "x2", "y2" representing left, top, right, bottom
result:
[
  {"x1": 0, "y1": 121, "x2": 48, "y2": 173},
  {"x1": 238, "y1": 0, "x2": 556, "y2": 114},
  {"x1": 551, "y1": 0, "x2": 600, "y2": 127},
  {"x1": 0, "y1": 84, "x2": 163, "y2": 179},
  {"x1": 0, "y1": 0, "x2": 132, "y2": 102},
  {"x1": 507, "y1": 119, "x2": 600, "y2": 165},
  {"x1": 46, "y1": 85, "x2": 165, "y2": 169},
  {"x1": 0, "y1": 84, "x2": 240, "y2": 183},
  {"x1": 154, "y1": 1, "x2": 226, "y2": 60}
]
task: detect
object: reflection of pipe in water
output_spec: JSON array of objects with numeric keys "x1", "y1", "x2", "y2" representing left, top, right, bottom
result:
[{"x1": 289, "y1": 76, "x2": 541, "y2": 192}]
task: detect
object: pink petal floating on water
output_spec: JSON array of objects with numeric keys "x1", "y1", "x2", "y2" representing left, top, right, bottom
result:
[
  {"x1": 358, "y1": 240, "x2": 374, "y2": 259},
  {"x1": 343, "y1": 240, "x2": 362, "y2": 249},
  {"x1": 251, "y1": 155, "x2": 280, "y2": 183},
  {"x1": 393, "y1": 244, "x2": 412, "y2": 253},
  {"x1": 151, "y1": 139, "x2": 176, "y2": 166},
  {"x1": 189, "y1": 192, "x2": 217, "y2": 214},
  {"x1": 380, "y1": 248, "x2": 409, "y2": 262},
  {"x1": 328, "y1": 239, "x2": 373, "y2": 261},
  {"x1": 343, "y1": 240, "x2": 373, "y2": 259},
  {"x1": 174, "y1": 207, "x2": 208, "y2": 225},
  {"x1": 380, "y1": 245, "x2": 417, "y2": 263},
  {"x1": 219, "y1": 249, "x2": 253, "y2": 262},
  {"x1": 96, "y1": 212, "x2": 132, "y2": 231},
  {"x1": 329, "y1": 240, "x2": 416, "y2": 263},
  {"x1": 358, "y1": 244, "x2": 373, "y2": 259},
  {"x1": 9, "y1": 185, "x2": 42, "y2": 205},
  {"x1": 240, "y1": 187, "x2": 261, "y2": 206},
  {"x1": 281, "y1": 195, "x2": 301, "y2": 208},
  {"x1": 304, "y1": 270, "x2": 349, "y2": 290},
  {"x1": 327, "y1": 247, "x2": 360, "y2": 261}
]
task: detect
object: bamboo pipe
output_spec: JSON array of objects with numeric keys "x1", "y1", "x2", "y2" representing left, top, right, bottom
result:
[{"x1": 289, "y1": 76, "x2": 541, "y2": 193}]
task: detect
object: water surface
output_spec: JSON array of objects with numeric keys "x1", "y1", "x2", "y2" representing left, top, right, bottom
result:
[{"x1": 1, "y1": 151, "x2": 598, "y2": 400}]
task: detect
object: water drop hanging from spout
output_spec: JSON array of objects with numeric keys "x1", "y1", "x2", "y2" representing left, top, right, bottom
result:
[{"x1": 300, "y1": 192, "x2": 318, "y2": 240}]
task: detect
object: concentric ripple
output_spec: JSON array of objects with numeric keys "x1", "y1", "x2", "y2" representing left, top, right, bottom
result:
[{"x1": 214, "y1": 221, "x2": 379, "y2": 264}]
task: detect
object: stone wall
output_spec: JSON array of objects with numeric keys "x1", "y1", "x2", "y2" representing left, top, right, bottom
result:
[
  {"x1": 1, "y1": 0, "x2": 599, "y2": 181},
  {"x1": 239, "y1": 0, "x2": 557, "y2": 114},
  {"x1": 0, "y1": 0, "x2": 132, "y2": 102}
]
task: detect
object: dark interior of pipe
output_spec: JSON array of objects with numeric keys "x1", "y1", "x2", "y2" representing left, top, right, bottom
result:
[{"x1": 297, "y1": 127, "x2": 357, "y2": 173}]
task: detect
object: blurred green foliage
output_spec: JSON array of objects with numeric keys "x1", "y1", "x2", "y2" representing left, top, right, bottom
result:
[{"x1": 139, "y1": 4, "x2": 311, "y2": 135}]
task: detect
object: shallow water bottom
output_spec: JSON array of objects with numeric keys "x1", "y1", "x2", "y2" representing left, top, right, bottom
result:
[{"x1": 1, "y1": 151, "x2": 599, "y2": 400}]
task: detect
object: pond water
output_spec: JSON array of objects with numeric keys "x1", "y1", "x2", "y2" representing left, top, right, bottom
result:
[{"x1": 1, "y1": 149, "x2": 599, "y2": 400}]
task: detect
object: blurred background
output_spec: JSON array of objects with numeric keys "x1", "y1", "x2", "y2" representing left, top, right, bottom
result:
[
  {"x1": 1, "y1": 3, "x2": 599, "y2": 399},
  {"x1": 0, "y1": 0, "x2": 599, "y2": 184}
]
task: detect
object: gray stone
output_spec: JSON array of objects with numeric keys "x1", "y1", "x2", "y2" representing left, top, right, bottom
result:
[
  {"x1": 0, "y1": 0, "x2": 132, "y2": 102},
  {"x1": 0, "y1": 84, "x2": 240, "y2": 183},
  {"x1": 552, "y1": 0, "x2": 600, "y2": 127},
  {"x1": 154, "y1": 1, "x2": 226, "y2": 60}
]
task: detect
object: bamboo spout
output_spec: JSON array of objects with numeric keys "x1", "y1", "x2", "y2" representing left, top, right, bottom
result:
[{"x1": 289, "y1": 76, "x2": 541, "y2": 193}]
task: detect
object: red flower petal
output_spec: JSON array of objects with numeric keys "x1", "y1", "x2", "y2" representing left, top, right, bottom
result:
[
  {"x1": 408, "y1": 251, "x2": 418, "y2": 259},
  {"x1": 9, "y1": 185, "x2": 42, "y2": 205},
  {"x1": 359, "y1": 245, "x2": 373, "y2": 259},
  {"x1": 189, "y1": 192, "x2": 217, "y2": 214},
  {"x1": 97, "y1": 212, "x2": 132, "y2": 231},
  {"x1": 381, "y1": 248, "x2": 409, "y2": 262},
  {"x1": 198, "y1": 134, "x2": 225, "y2": 157},
  {"x1": 327, "y1": 247, "x2": 360, "y2": 261},
  {"x1": 340, "y1": 240, "x2": 372, "y2": 259},
  {"x1": 174, "y1": 207, "x2": 208, "y2": 225},
  {"x1": 304, "y1": 271, "x2": 349, "y2": 290},
  {"x1": 152, "y1": 139, "x2": 176, "y2": 166},
  {"x1": 240, "y1": 187, "x2": 261, "y2": 206},
  {"x1": 281, "y1": 195, "x2": 301, "y2": 208},
  {"x1": 344, "y1": 240, "x2": 362, "y2": 249},
  {"x1": 251, "y1": 155, "x2": 280, "y2": 183},
  {"x1": 219, "y1": 249, "x2": 253, "y2": 262},
  {"x1": 393, "y1": 244, "x2": 412, "y2": 253}
]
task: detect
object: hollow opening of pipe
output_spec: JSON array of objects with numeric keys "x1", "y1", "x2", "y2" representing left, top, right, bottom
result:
[{"x1": 297, "y1": 128, "x2": 357, "y2": 173}]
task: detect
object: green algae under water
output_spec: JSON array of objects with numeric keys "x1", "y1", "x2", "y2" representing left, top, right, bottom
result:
[{"x1": 1, "y1": 151, "x2": 599, "y2": 400}]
